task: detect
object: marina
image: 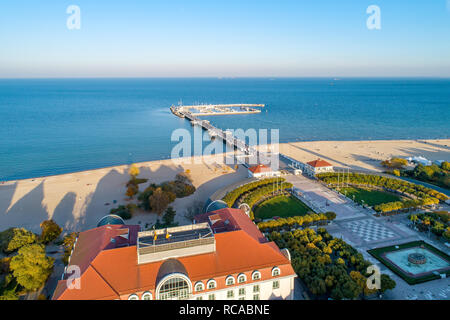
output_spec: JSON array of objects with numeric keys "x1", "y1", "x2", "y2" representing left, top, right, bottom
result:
[{"x1": 171, "y1": 103, "x2": 265, "y2": 116}]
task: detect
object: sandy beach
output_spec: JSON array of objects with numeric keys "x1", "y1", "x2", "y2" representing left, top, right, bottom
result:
[
  {"x1": 1, "y1": 139, "x2": 449, "y2": 234},
  {"x1": 279, "y1": 139, "x2": 450, "y2": 171},
  {"x1": 0, "y1": 154, "x2": 248, "y2": 234}
]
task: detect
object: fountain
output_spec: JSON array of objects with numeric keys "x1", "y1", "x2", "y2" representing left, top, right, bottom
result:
[{"x1": 408, "y1": 252, "x2": 427, "y2": 265}]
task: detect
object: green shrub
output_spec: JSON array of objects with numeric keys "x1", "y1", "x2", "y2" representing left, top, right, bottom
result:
[
  {"x1": 110, "y1": 205, "x2": 134, "y2": 220},
  {"x1": 39, "y1": 220, "x2": 62, "y2": 244},
  {"x1": 62, "y1": 232, "x2": 78, "y2": 265},
  {"x1": 0, "y1": 228, "x2": 37, "y2": 253},
  {"x1": 222, "y1": 178, "x2": 286, "y2": 207}
]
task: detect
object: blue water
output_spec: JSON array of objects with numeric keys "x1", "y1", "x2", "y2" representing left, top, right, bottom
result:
[{"x1": 1, "y1": 78, "x2": 449, "y2": 181}]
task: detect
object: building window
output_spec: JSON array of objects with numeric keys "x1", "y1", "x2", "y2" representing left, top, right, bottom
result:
[
  {"x1": 226, "y1": 276, "x2": 235, "y2": 286},
  {"x1": 273, "y1": 281, "x2": 280, "y2": 289},
  {"x1": 272, "y1": 267, "x2": 281, "y2": 277},
  {"x1": 207, "y1": 279, "x2": 217, "y2": 290},
  {"x1": 253, "y1": 294, "x2": 260, "y2": 300},
  {"x1": 237, "y1": 274, "x2": 246, "y2": 283},
  {"x1": 238, "y1": 288, "x2": 245, "y2": 296},
  {"x1": 196, "y1": 296, "x2": 203, "y2": 300},
  {"x1": 227, "y1": 290, "x2": 234, "y2": 298},
  {"x1": 142, "y1": 292, "x2": 152, "y2": 300},
  {"x1": 195, "y1": 282, "x2": 204, "y2": 292},
  {"x1": 158, "y1": 277, "x2": 190, "y2": 300},
  {"x1": 253, "y1": 285, "x2": 260, "y2": 293},
  {"x1": 128, "y1": 294, "x2": 139, "y2": 300},
  {"x1": 252, "y1": 271, "x2": 261, "y2": 281},
  {"x1": 208, "y1": 294, "x2": 215, "y2": 300}
]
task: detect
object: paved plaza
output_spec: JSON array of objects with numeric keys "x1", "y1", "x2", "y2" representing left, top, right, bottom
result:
[
  {"x1": 342, "y1": 219, "x2": 396, "y2": 242},
  {"x1": 284, "y1": 173, "x2": 450, "y2": 300},
  {"x1": 285, "y1": 175, "x2": 366, "y2": 221}
]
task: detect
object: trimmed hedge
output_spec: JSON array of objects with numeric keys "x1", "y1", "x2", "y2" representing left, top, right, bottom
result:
[
  {"x1": 257, "y1": 213, "x2": 330, "y2": 232},
  {"x1": 222, "y1": 177, "x2": 286, "y2": 207},
  {"x1": 317, "y1": 172, "x2": 447, "y2": 212}
]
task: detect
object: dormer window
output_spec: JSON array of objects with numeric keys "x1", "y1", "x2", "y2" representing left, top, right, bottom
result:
[
  {"x1": 207, "y1": 279, "x2": 217, "y2": 290},
  {"x1": 272, "y1": 267, "x2": 281, "y2": 277},
  {"x1": 195, "y1": 282, "x2": 204, "y2": 292},
  {"x1": 226, "y1": 276, "x2": 235, "y2": 286},
  {"x1": 238, "y1": 274, "x2": 247, "y2": 283},
  {"x1": 252, "y1": 271, "x2": 261, "y2": 281},
  {"x1": 142, "y1": 292, "x2": 152, "y2": 300}
]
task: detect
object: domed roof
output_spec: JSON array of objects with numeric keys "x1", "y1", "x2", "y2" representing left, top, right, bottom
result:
[
  {"x1": 203, "y1": 199, "x2": 228, "y2": 213},
  {"x1": 156, "y1": 259, "x2": 188, "y2": 284},
  {"x1": 97, "y1": 214, "x2": 125, "y2": 228}
]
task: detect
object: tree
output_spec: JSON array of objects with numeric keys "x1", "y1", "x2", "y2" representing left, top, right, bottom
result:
[
  {"x1": 409, "y1": 214, "x2": 418, "y2": 227},
  {"x1": 10, "y1": 244, "x2": 54, "y2": 291},
  {"x1": 110, "y1": 204, "x2": 134, "y2": 220},
  {"x1": 330, "y1": 286, "x2": 344, "y2": 300},
  {"x1": 350, "y1": 271, "x2": 377, "y2": 297},
  {"x1": 184, "y1": 201, "x2": 204, "y2": 221},
  {"x1": 381, "y1": 158, "x2": 407, "y2": 169},
  {"x1": 128, "y1": 164, "x2": 140, "y2": 178},
  {"x1": 175, "y1": 171, "x2": 193, "y2": 184},
  {"x1": 341, "y1": 279, "x2": 362, "y2": 300},
  {"x1": 442, "y1": 161, "x2": 450, "y2": 171},
  {"x1": 309, "y1": 277, "x2": 327, "y2": 296},
  {"x1": 0, "y1": 228, "x2": 37, "y2": 253},
  {"x1": 62, "y1": 232, "x2": 78, "y2": 265},
  {"x1": 325, "y1": 211, "x2": 337, "y2": 221},
  {"x1": 162, "y1": 207, "x2": 176, "y2": 226},
  {"x1": 126, "y1": 184, "x2": 139, "y2": 199},
  {"x1": 380, "y1": 274, "x2": 396, "y2": 293},
  {"x1": 39, "y1": 220, "x2": 62, "y2": 244},
  {"x1": 149, "y1": 188, "x2": 174, "y2": 215}
]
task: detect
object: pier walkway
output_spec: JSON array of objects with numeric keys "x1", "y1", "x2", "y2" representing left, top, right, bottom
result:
[{"x1": 170, "y1": 105, "x2": 274, "y2": 168}]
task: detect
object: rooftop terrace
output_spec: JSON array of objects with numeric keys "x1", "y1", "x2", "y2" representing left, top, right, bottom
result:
[{"x1": 137, "y1": 223, "x2": 215, "y2": 264}]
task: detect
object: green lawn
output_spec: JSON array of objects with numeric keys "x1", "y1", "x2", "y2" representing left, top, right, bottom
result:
[
  {"x1": 338, "y1": 186, "x2": 402, "y2": 206},
  {"x1": 254, "y1": 195, "x2": 312, "y2": 219}
]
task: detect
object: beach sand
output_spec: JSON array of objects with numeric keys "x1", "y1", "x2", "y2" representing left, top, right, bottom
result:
[
  {"x1": 279, "y1": 139, "x2": 450, "y2": 171},
  {"x1": 1, "y1": 139, "x2": 449, "y2": 234},
  {"x1": 0, "y1": 154, "x2": 247, "y2": 234}
]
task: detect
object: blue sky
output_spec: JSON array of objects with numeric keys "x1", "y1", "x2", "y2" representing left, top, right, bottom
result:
[{"x1": 0, "y1": 0, "x2": 449, "y2": 77}]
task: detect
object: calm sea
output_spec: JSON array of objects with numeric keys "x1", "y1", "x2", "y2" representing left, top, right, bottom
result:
[{"x1": 0, "y1": 78, "x2": 449, "y2": 181}]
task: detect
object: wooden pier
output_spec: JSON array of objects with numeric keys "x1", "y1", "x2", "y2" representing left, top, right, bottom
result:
[{"x1": 170, "y1": 104, "x2": 272, "y2": 167}]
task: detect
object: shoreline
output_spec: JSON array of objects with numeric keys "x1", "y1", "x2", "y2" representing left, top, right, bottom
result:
[
  {"x1": 2, "y1": 138, "x2": 449, "y2": 184},
  {"x1": 0, "y1": 138, "x2": 448, "y2": 234}
]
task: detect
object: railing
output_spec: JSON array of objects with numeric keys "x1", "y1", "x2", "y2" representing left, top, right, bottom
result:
[{"x1": 138, "y1": 237, "x2": 215, "y2": 255}]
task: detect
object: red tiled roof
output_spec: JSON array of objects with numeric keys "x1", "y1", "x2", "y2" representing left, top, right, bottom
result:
[
  {"x1": 307, "y1": 159, "x2": 333, "y2": 168},
  {"x1": 248, "y1": 164, "x2": 272, "y2": 173},
  {"x1": 53, "y1": 209, "x2": 295, "y2": 300}
]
